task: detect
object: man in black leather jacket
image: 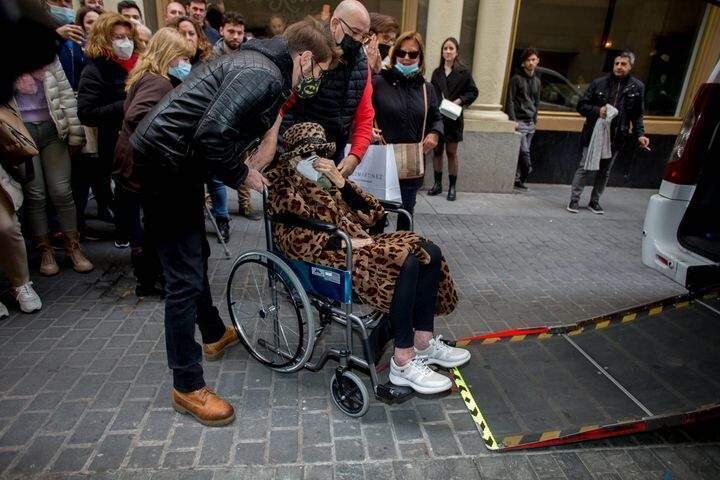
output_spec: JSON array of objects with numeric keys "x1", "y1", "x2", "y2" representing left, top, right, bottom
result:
[
  {"x1": 129, "y1": 20, "x2": 337, "y2": 426},
  {"x1": 567, "y1": 51, "x2": 650, "y2": 214}
]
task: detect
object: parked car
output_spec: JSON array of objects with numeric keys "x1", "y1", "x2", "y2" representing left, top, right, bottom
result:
[
  {"x1": 641, "y1": 59, "x2": 720, "y2": 290},
  {"x1": 537, "y1": 66, "x2": 584, "y2": 112}
]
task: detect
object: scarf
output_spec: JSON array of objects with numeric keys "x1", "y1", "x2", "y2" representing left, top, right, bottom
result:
[{"x1": 114, "y1": 52, "x2": 139, "y2": 73}]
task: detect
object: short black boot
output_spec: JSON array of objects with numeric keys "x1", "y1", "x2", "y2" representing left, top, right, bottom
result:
[
  {"x1": 427, "y1": 171, "x2": 442, "y2": 196},
  {"x1": 447, "y1": 175, "x2": 457, "y2": 201}
]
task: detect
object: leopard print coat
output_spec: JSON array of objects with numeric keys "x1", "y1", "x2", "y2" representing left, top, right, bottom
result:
[{"x1": 266, "y1": 161, "x2": 458, "y2": 315}]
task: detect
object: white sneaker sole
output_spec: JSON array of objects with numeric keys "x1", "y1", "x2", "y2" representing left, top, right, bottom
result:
[
  {"x1": 566, "y1": 206, "x2": 579, "y2": 213},
  {"x1": 424, "y1": 352, "x2": 471, "y2": 369},
  {"x1": 388, "y1": 372, "x2": 452, "y2": 395},
  {"x1": 588, "y1": 207, "x2": 604, "y2": 214}
]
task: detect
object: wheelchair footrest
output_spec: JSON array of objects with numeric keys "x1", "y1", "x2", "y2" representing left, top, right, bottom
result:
[{"x1": 376, "y1": 382, "x2": 413, "y2": 402}]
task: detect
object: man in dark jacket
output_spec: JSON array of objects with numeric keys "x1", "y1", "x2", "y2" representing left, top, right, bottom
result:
[
  {"x1": 130, "y1": 23, "x2": 336, "y2": 427},
  {"x1": 281, "y1": 0, "x2": 374, "y2": 178},
  {"x1": 568, "y1": 51, "x2": 650, "y2": 214},
  {"x1": 507, "y1": 47, "x2": 540, "y2": 190}
]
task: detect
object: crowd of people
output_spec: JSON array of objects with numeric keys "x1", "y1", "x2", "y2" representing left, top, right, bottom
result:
[{"x1": 1, "y1": 0, "x2": 649, "y2": 426}]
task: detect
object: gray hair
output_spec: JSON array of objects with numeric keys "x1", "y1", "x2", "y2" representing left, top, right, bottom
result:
[{"x1": 618, "y1": 50, "x2": 636, "y2": 65}]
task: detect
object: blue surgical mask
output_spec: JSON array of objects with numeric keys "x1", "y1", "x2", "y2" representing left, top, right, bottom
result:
[
  {"x1": 394, "y1": 62, "x2": 419, "y2": 77},
  {"x1": 169, "y1": 61, "x2": 192, "y2": 81},
  {"x1": 49, "y1": 5, "x2": 75, "y2": 26}
]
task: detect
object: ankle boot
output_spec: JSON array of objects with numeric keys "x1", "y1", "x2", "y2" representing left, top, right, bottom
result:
[
  {"x1": 427, "y1": 171, "x2": 443, "y2": 196},
  {"x1": 35, "y1": 235, "x2": 59, "y2": 276},
  {"x1": 63, "y1": 231, "x2": 94, "y2": 273},
  {"x1": 447, "y1": 175, "x2": 457, "y2": 201}
]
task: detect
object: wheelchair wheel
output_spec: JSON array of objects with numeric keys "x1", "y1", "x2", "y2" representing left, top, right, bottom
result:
[
  {"x1": 227, "y1": 250, "x2": 315, "y2": 373},
  {"x1": 330, "y1": 371, "x2": 369, "y2": 417}
]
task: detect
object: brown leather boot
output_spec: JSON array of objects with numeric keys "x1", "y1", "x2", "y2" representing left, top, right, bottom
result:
[
  {"x1": 63, "y1": 231, "x2": 94, "y2": 273},
  {"x1": 35, "y1": 235, "x2": 59, "y2": 276},
  {"x1": 203, "y1": 325, "x2": 239, "y2": 361},
  {"x1": 172, "y1": 387, "x2": 235, "y2": 426}
]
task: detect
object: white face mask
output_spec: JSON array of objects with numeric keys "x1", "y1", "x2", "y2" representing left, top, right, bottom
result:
[{"x1": 112, "y1": 38, "x2": 134, "y2": 60}]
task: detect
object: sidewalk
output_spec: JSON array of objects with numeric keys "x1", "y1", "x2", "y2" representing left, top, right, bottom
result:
[{"x1": 0, "y1": 184, "x2": 717, "y2": 479}]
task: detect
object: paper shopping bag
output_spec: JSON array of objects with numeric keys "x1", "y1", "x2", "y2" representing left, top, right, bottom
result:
[{"x1": 345, "y1": 145, "x2": 402, "y2": 202}]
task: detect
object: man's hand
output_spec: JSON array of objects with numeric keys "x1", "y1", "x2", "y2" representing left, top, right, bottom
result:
[
  {"x1": 638, "y1": 136, "x2": 650, "y2": 149},
  {"x1": 453, "y1": 98, "x2": 463, "y2": 106},
  {"x1": 422, "y1": 133, "x2": 439, "y2": 153},
  {"x1": 247, "y1": 116, "x2": 281, "y2": 171},
  {"x1": 243, "y1": 168, "x2": 270, "y2": 192},
  {"x1": 599, "y1": 105, "x2": 607, "y2": 119},
  {"x1": 337, "y1": 155, "x2": 360, "y2": 178},
  {"x1": 313, "y1": 158, "x2": 345, "y2": 188},
  {"x1": 56, "y1": 25, "x2": 85, "y2": 44},
  {"x1": 371, "y1": 127, "x2": 383, "y2": 143}
]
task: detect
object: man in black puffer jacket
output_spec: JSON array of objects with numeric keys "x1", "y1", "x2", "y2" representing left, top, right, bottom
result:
[
  {"x1": 281, "y1": 0, "x2": 375, "y2": 178},
  {"x1": 567, "y1": 50, "x2": 650, "y2": 214},
  {"x1": 130, "y1": 20, "x2": 337, "y2": 427}
]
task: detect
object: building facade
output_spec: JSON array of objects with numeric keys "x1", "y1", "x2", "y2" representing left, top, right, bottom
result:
[{"x1": 140, "y1": 0, "x2": 719, "y2": 192}]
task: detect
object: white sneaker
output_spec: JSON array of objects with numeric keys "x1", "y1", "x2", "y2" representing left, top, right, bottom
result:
[
  {"x1": 0, "y1": 301, "x2": 8, "y2": 319},
  {"x1": 11, "y1": 282, "x2": 42, "y2": 314},
  {"x1": 389, "y1": 356, "x2": 452, "y2": 394},
  {"x1": 415, "y1": 335, "x2": 471, "y2": 368}
]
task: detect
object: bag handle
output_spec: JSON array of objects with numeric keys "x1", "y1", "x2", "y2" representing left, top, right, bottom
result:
[{"x1": 420, "y1": 83, "x2": 428, "y2": 143}]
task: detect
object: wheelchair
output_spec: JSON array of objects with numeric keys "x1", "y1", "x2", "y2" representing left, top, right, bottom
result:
[{"x1": 226, "y1": 188, "x2": 415, "y2": 417}]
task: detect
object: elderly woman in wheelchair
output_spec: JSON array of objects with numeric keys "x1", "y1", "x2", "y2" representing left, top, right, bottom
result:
[{"x1": 263, "y1": 122, "x2": 471, "y2": 395}]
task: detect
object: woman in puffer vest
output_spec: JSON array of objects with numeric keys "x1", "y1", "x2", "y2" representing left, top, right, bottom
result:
[{"x1": 14, "y1": 58, "x2": 93, "y2": 276}]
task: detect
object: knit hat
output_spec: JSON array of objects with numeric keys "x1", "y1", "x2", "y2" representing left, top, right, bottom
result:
[{"x1": 279, "y1": 122, "x2": 336, "y2": 162}]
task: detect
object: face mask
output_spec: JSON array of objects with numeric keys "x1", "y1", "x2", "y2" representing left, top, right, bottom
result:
[
  {"x1": 112, "y1": 38, "x2": 134, "y2": 60},
  {"x1": 169, "y1": 61, "x2": 192, "y2": 81},
  {"x1": 378, "y1": 43, "x2": 391, "y2": 59},
  {"x1": 295, "y1": 59, "x2": 322, "y2": 99},
  {"x1": 339, "y1": 34, "x2": 362, "y2": 58},
  {"x1": 394, "y1": 62, "x2": 419, "y2": 77},
  {"x1": 49, "y1": 5, "x2": 75, "y2": 26}
]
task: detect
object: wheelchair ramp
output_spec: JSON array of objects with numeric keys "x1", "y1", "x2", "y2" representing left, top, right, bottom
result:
[{"x1": 452, "y1": 291, "x2": 720, "y2": 451}]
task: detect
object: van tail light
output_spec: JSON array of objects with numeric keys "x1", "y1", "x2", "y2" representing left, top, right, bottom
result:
[{"x1": 663, "y1": 83, "x2": 720, "y2": 185}]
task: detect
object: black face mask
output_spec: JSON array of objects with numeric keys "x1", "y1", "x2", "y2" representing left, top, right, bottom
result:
[
  {"x1": 378, "y1": 43, "x2": 391, "y2": 59},
  {"x1": 339, "y1": 34, "x2": 363, "y2": 58}
]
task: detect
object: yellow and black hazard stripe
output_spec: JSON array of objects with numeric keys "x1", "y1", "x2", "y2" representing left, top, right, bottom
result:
[{"x1": 451, "y1": 367, "x2": 499, "y2": 451}]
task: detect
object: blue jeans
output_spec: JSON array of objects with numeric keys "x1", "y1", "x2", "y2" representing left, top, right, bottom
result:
[
  {"x1": 207, "y1": 176, "x2": 229, "y2": 220},
  {"x1": 155, "y1": 227, "x2": 227, "y2": 392},
  {"x1": 515, "y1": 120, "x2": 535, "y2": 184}
]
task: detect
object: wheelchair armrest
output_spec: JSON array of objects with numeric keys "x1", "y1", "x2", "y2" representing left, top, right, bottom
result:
[
  {"x1": 378, "y1": 200, "x2": 403, "y2": 211},
  {"x1": 271, "y1": 213, "x2": 338, "y2": 233}
]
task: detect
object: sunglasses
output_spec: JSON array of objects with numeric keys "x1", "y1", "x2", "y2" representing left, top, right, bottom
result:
[{"x1": 395, "y1": 49, "x2": 420, "y2": 60}]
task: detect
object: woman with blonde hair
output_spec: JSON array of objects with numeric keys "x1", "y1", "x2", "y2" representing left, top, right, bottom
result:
[
  {"x1": 167, "y1": 16, "x2": 212, "y2": 67},
  {"x1": 372, "y1": 31, "x2": 443, "y2": 230},
  {"x1": 77, "y1": 12, "x2": 143, "y2": 248},
  {"x1": 114, "y1": 27, "x2": 193, "y2": 297}
]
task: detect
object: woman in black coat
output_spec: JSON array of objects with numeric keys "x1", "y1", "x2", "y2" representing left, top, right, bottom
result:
[
  {"x1": 429, "y1": 37, "x2": 478, "y2": 201},
  {"x1": 77, "y1": 13, "x2": 141, "y2": 244},
  {"x1": 372, "y1": 31, "x2": 443, "y2": 231}
]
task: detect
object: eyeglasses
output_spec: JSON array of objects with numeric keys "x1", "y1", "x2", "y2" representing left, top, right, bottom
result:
[
  {"x1": 338, "y1": 18, "x2": 372, "y2": 45},
  {"x1": 395, "y1": 49, "x2": 420, "y2": 60}
]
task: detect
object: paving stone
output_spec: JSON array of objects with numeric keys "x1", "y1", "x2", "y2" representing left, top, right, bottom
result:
[
  {"x1": 170, "y1": 423, "x2": 204, "y2": 449},
  {"x1": 162, "y1": 450, "x2": 196, "y2": 469},
  {"x1": 89, "y1": 434, "x2": 134, "y2": 472},
  {"x1": 268, "y1": 429, "x2": 299, "y2": 464},
  {"x1": 335, "y1": 462, "x2": 365, "y2": 480},
  {"x1": 390, "y1": 410, "x2": 422, "y2": 441},
  {"x1": 50, "y1": 446, "x2": 94, "y2": 473},
  {"x1": 364, "y1": 424, "x2": 397, "y2": 460},
  {"x1": 302, "y1": 413, "x2": 331, "y2": 446},
  {"x1": 553, "y1": 453, "x2": 594, "y2": 480},
  {"x1": 70, "y1": 410, "x2": 115, "y2": 444},
  {"x1": 127, "y1": 445, "x2": 163, "y2": 469},
  {"x1": 140, "y1": 410, "x2": 174, "y2": 441},
  {"x1": 111, "y1": 400, "x2": 151, "y2": 431},
  {"x1": 198, "y1": 429, "x2": 234, "y2": 466},
  {"x1": 234, "y1": 442, "x2": 266, "y2": 465},
  {"x1": 272, "y1": 408, "x2": 299, "y2": 428},
  {"x1": 335, "y1": 438, "x2": 365, "y2": 462},
  {"x1": 423, "y1": 423, "x2": 460, "y2": 456},
  {"x1": 10, "y1": 434, "x2": 65, "y2": 476},
  {"x1": 0, "y1": 398, "x2": 29, "y2": 418},
  {"x1": 0, "y1": 411, "x2": 50, "y2": 446},
  {"x1": 302, "y1": 445, "x2": 333, "y2": 463}
]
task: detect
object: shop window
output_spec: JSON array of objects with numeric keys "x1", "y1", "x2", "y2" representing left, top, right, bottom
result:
[
  {"x1": 225, "y1": 0, "x2": 403, "y2": 39},
  {"x1": 511, "y1": 0, "x2": 707, "y2": 116}
]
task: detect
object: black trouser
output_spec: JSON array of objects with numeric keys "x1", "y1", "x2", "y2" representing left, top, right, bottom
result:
[
  {"x1": 398, "y1": 178, "x2": 422, "y2": 231},
  {"x1": 154, "y1": 227, "x2": 226, "y2": 392},
  {"x1": 388, "y1": 242, "x2": 442, "y2": 348},
  {"x1": 71, "y1": 152, "x2": 112, "y2": 226}
]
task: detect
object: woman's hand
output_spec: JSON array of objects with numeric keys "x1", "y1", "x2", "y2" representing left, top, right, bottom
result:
[
  {"x1": 453, "y1": 98, "x2": 463, "y2": 105},
  {"x1": 313, "y1": 157, "x2": 346, "y2": 188},
  {"x1": 350, "y1": 238, "x2": 374, "y2": 249},
  {"x1": 422, "y1": 133, "x2": 439, "y2": 153},
  {"x1": 372, "y1": 127, "x2": 383, "y2": 143}
]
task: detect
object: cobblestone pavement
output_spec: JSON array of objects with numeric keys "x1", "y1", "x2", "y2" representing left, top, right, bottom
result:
[{"x1": 1, "y1": 184, "x2": 718, "y2": 479}]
